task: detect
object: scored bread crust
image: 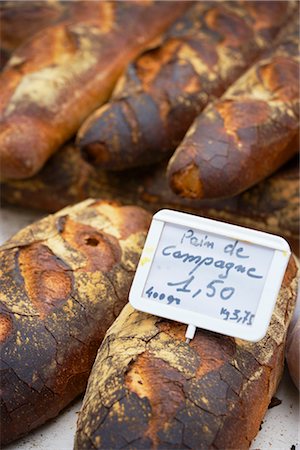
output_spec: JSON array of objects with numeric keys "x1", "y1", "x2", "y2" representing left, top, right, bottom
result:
[
  {"x1": 0, "y1": 0, "x2": 124, "y2": 69},
  {"x1": 75, "y1": 256, "x2": 298, "y2": 449},
  {"x1": 0, "y1": 199, "x2": 151, "y2": 445},
  {"x1": 0, "y1": 1, "x2": 189, "y2": 180},
  {"x1": 167, "y1": 16, "x2": 299, "y2": 200},
  {"x1": 0, "y1": 0, "x2": 123, "y2": 54},
  {"x1": 76, "y1": 0, "x2": 296, "y2": 171}
]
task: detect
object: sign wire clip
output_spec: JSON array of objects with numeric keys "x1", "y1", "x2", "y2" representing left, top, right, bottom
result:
[{"x1": 185, "y1": 324, "x2": 196, "y2": 343}]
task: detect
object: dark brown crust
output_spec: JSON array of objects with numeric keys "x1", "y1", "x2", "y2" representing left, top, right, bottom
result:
[
  {"x1": 286, "y1": 316, "x2": 300, "y2": 390},
  {"x1": 0, "y1": 46, "x2": 10, "y2": 70},
  {"x1": 167, "y1": 17, "x2": 299, "y2": 199},
  {"x1": 0, "y1": 199, "x2": 151, "y2": 445},
  {"x1": 0, "y1": 0, "x2": 64, "y2": 54},
  {"x1": 0, "y1": 143, "x2": 95, "y2": 211},
  {"x1": 0, "y1": 1, "x2": 119, "y2": 69},
  {"x1": 0, "y1": 0, "x2": 120, "y2": 54},
  {"x1": 0, "y1": 1, "x2": 189, "y2": 180},
  {"x1": 75, "y1": 256, "x2": 298, "y2": 449},
  {"x1": 1, "y1": 144, "x2": 299, "y2": 255},
  {"x1": 76, "y1": 0, "x2": 296, "y2": 171},
  {"x1": 18, "y1": 243, "x2": 74, "y2": 319}
]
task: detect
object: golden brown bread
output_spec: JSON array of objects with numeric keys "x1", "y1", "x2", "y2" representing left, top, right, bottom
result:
[
  {"x1": 75, "y1": 255, "x2": 298, "y2": 449},
  {"x1": 167, "y1": 17, "x2": 299, "y2": 199},
  {"x1": 76, "y1": 0, "x2": 296, "y2": 171},
  {"x1": 1, "y1": 0, "x2": 66, "y2": 55},
  {"x1": 1, "y1": 1, "x2": 169, "y2": 71},
  {"x1": 0, "y1": 0, "x2": 122, "y2": 69},
  {"x1": 0, "y1": 1, "x2": 189, "y2": 180},
  {"x1": 0, "y1": 0, "x2": 118, "y2": 55},
  {"x1": 1, "y1": 144, "x2": 299, "y2": 255},
  {"x1": 0, "y1": 199, "x2": 151, "y2": 445}
]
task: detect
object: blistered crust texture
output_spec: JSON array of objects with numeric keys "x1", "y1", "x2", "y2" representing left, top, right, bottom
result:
[
  {"x1": 0, "y1": 1, "x2": 189, "y2": 180},
  {"x1": 0, "y1": 199, "x2": 151, "y2": 445},
  {"x1": 77, "y1": 0, "x2": 295, "y2": 171},
  {"x1": 75, "y1": 256, "x2": 298, "y2": 449},
  {"x1": 167, "y1": 16, "x2": 299, "y2": 199}
]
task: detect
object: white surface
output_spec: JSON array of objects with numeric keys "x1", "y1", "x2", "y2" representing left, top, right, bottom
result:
[
  {"x1": 130, "y1": 210, "x2": 290, "y2": 341},
  {"x1": 1, "y1": 205, "x2": 299, "y2": 450}
]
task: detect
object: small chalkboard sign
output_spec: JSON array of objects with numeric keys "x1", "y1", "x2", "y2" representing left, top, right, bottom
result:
[{"x1": 129, "y1": 210, "x2": 291, "y2": 342}]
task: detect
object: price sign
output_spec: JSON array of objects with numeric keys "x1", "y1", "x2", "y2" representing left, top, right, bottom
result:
[{"x1": 129, "y1": 209, "x2": 291, "y2": 341}]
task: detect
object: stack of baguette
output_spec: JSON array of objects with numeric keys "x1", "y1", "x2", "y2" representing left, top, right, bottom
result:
[{"x1": 0, "y1": 1, "x2": 299, "y2": 448}]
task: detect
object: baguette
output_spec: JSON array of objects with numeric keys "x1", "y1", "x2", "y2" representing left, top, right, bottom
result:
[
  {"x1": 167, "y1": 17, "x2": 299, "y2": 199},
  {"x1": 1, "y1": 0, "x2": 66, "y2": 55},
  {"x1": 0, "y1": 1, "x2": 189, "y2": 180},
  {"x1": 0, "y1": 0, "x2": 117, "y2": 69},
  {"x1": 77, "y1": 0, "x2": 296, "y2": 170},
  {"x1": 1, "y1": 144, "x2": 299, "y2": 255},
  {"x1": 0, "y1": 0, "x2": 116, "y2": 55},
  {"x1": 0, "y1": 199, "x2": 151, "y2": 445},
  {"x1": 0, "y1": 47, "x2": 10, "y2": 70},
  {"x1": 75, "y1": 255, "x2": 299, "y2": 449}
]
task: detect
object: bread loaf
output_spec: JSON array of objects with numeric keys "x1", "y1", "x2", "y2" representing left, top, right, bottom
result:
[
  {"x1": 1, "y1": 144, "x2": 299, "y2": 255},
  {"x1": 0, "y1": 199, "x2": 151, "y2": 445},
  {"x1": 1, "y1": 0, "x2": 62, "y2": 69},
  {"x1": 1, "y1": 1, "x2": 155, "y2": 71},
  {"x1": 1, "y1": 0, "x2": 66, "y2": 55},
  {"x1": 286, "y1": 315, "x2": 300, "y2": 390},
  {"x1": 77, "y1": 0, "x2": 295, "y2": 170},
  {"x1": 75, "y1": 255, "x2": 298, "y2": 449},
  {"x1": 167, "y1": 17, "x2": 299, "y2": 199},
  {"x1": 137, "y1": 158, "x2": 300, "y2": 255},
  {"x1": 0, "y1": 0, "x2": 116, "y2": 55},
  {"x1": 0, "y1": 0, "x2": 123, "y2": 68},
  {"x1": 0, "y1": 1, "x2": 189, "y2": 180}
]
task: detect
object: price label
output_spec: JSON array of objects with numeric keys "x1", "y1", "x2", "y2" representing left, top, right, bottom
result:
[{"x1": 129, "y1": 210, "x2": 291, "y2": 341}]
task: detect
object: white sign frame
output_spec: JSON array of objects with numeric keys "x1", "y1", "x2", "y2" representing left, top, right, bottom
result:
[{"x1": 129, "y1": 209, "x2": 291, "y2": 342}]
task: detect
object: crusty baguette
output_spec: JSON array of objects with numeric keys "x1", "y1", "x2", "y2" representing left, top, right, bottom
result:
[
  {"x1": 76, "y1": 0, "x2": 296, "y2": 171},
  {"x1": 0, "y1": 1, "x2": 189, "y2": 180},
  {"x1": 1, "y1": 144, "x2": 299, "y2": 255},
  {"x1": 1, "y1": 0, "x2": 66, "y2": 55},
  {"x1": 75, "y1": 255, "x2": 298, "y2": 449},
  {"x1": 0, "y1": 0, "x2": 120, "y2": 69},
  {"x1": 167, "y1": 17, "x2": 299, "y2": 199},
  {"x1": 0, "y1": 199, "x2": 151, "y2": 445},
  {"x1": 0, "y1": 0, "x2": 116, "y2": 54}
]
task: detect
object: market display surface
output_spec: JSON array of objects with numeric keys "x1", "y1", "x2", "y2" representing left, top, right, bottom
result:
[{"x1": 0, "y1": 1, "x2": 299, "y2": 449}]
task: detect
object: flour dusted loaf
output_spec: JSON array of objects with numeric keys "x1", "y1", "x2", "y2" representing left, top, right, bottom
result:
[
  {"x1": 1, "y1": 1, "x2": 163, "y2": 70},
  {"x1": 168, "y1": 16, "x2": 299, "y2": 199},
  {"x1": 0, "y1": 199, "x2": 151, "y2": 445},
  {"x1": 77, "y1": 0, "x2": 295, "y2": 171},
  {"x1": 0, "y1": 0, "x2": 119, "y2": 67},
  {"x1": 0, "y1": 0, "x2": 64, "y2": 68},
  {"x1": 0, "y1": 1, "x2": 188, "y2": 180},
  {"x1": 0, "y1": 0, "x2": 118, "y2": 55},
  {"x1": 75, "y1": 255, "x2": 298, "y2": 449},
  {"x1": 1, "y1": 143, "x2": 299, "y2": 255}
]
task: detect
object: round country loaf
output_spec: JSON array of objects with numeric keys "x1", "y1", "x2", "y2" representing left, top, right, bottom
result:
[
  {"x1": 0, "y1": 199, "x2": 151, "y2": 445},
  {"x1": 75, "y1": 255, "x2": 298, "y2": 449}
]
